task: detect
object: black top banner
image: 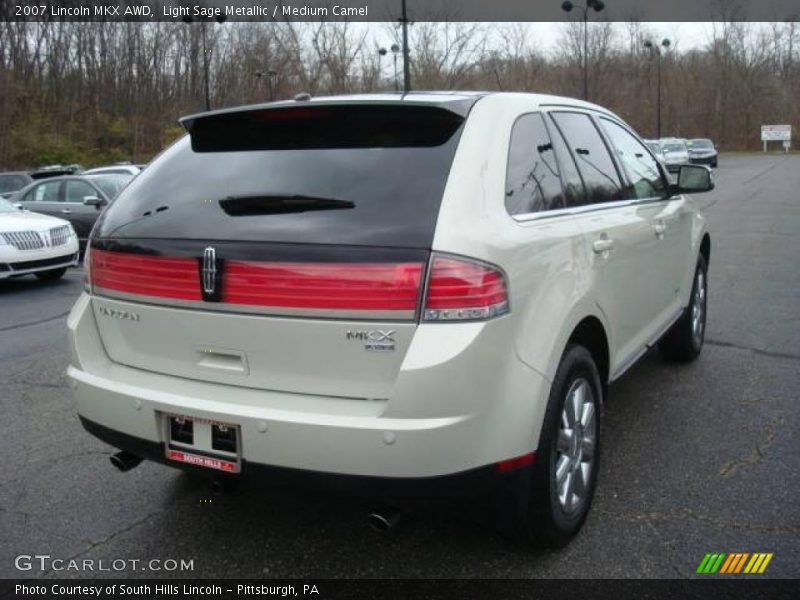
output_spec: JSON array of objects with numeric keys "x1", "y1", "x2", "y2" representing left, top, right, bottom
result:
[{"x1": 1, "y1": 0, "x2": 798, "y2": 22}]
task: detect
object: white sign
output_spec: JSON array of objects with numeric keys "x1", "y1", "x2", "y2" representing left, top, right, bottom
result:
[{"x1": 761, "y1": 124, "x2": 792, "y2": 141}]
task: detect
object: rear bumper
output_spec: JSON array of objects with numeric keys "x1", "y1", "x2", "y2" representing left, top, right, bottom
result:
[
  {"x1": 689, "y1": 155, "x2": 717, "y2": 165},
  {"x1": 68, "y1": 293, "x2": 550, "y2": 480},
  {"x1": 79, "y1": 416, "x2": 522, "y2": 499}
]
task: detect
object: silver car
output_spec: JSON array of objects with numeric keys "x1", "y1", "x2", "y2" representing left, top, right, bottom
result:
[{"x1": 660, "y1": 138, "x2": 691, "y2": 173}]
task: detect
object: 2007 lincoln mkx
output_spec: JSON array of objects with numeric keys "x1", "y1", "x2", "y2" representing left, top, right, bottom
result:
[{"x1": 67, "y1": 92, "x2": 713, "y2": 546}]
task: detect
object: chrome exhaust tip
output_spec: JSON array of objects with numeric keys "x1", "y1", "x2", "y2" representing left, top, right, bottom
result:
[
  {"x1": 109, "y1": 451, "x2": 142, "y2": 472},
  {"x1": 367, "y1": 506, "x2": 401, "y2": 534}
]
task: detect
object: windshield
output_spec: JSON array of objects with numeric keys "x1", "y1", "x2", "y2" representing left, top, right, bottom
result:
[
  {"x1": 663, "y1": 142, "x2": 687, "y2": 153},
  {"x1": 0, "y1": 198, "x2": 18, "y2": 212},
  {"x1": 85, "y1": 174, "x2": 133, "y2": 198},
  {"x1": 646, "y1": 142, "x2": 661, "y2": 154},
  {"x1": 689, "y1": 139, "x2": 714, "y2": 149},
  {"x1": 0, "y1": 174, "x2": 29, "y2": 194}
]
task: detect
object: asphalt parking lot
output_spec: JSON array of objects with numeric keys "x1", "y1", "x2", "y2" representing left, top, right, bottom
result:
[{"x1": 1, "y1": 154, "x2": 798, "y2": 579}]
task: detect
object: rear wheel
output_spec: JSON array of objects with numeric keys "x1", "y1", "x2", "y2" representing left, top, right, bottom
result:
[
  {"x1": 505, "y1": 344, "x2": 603, "y2": 548},
  {"x1": 659, "y1": 255, "x2": 707, "y2": 362},
  {"x1": 35, "y1": 268, "x2": 67, "y2": 281}
]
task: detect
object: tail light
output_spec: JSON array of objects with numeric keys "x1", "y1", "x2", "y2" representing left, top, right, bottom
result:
[
  {"x1": 90, "y1": 249, "x2": 201, "y2": 301},
  {"x1": 422, "y1": 254, "x2": 509, "y2": 322}
]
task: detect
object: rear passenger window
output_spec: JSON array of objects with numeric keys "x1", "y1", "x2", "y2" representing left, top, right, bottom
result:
[
  {"x1": 546, "y1": 115, "x2": 586, "y2": 207},
  {"x1": 551, "y1": 112, "x2": 624, "y2": 205},
  {"x1": 600, "y1": 118, "x2": 666, "y2": 200},
  {"x1": 505, "y1": 113, "x2": 564, "y2": 215}
]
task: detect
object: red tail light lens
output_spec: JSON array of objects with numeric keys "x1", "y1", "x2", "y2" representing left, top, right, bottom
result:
[
  {"x1": 91, "y1": 249, "x2": 202, "y2": 301},
  {"x1": 423, "y1": 255, "x2": 509, "y2": 321},
  {"x1": 223, "y1": 261, "x2": 424, "y2": 314}
]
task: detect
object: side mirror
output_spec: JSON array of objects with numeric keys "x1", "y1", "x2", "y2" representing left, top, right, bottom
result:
[
  {"x1": 83, "y1": 195, "x2": 107, "y2": 207},
  {"x1": 672, "y1": 165, "x2": 714, "y2": 195}
]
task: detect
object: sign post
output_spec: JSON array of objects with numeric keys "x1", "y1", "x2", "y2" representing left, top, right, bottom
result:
[{"x1": 761, "y1": 124, "x2": 792, "y2": 152}]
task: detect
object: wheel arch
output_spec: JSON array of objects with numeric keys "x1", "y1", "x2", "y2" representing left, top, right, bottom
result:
[{"x1": 566, "y1": 316, "x2": 610, "y2": 397}]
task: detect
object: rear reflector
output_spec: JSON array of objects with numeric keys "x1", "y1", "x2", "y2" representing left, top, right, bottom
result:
[
  {"x1": 423, "y1": 255, "x2": 509, "y2": 321},
  {"x1": 91, "y1": 249, "x2": 201, "y2": 301},
  {"x1": 223, "y1": 261, "x2": 424, "y2": 311},
  {"x1": 497, "y1": 452, "x2": 536, "y2": 472}
]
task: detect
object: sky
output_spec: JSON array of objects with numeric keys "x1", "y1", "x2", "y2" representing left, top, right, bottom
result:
[{"x1": 361, "y1": 22, "x2": 772, "y2": 56}]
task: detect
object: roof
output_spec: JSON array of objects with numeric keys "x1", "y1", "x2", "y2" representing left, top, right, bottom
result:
[{"x1": 179, "y1": 91, "x2": 619, "y2": 131}]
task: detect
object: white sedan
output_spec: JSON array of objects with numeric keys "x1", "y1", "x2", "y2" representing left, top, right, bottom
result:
[{"x1": 0, "y1": 198, "x2": 79, "y2": 281}]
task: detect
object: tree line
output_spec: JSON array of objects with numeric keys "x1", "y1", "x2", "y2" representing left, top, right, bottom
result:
[{"x1": 0, "y1": 19, "x2": 797, "y2": 168}]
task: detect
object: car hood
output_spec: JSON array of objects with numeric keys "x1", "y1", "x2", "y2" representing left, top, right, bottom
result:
[{"x1": 0, "y1": 210, "x2": 71, "y2": 233}]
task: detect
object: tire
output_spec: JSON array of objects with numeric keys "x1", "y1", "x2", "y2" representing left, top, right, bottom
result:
[
  {"x1": 659, "y1": 254, "x2": 707, "y2": 362},
  {"x1": 35, "y1": 267, "x2": 67, "y2": 281},
  {"x1": 504, "y1": 344, "x2": 603, "y2": 548}
]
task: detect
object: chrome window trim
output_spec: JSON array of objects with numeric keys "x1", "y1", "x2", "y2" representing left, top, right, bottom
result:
[{"x1": 512, "y1": 194, "x2": 677, "y2": 223}]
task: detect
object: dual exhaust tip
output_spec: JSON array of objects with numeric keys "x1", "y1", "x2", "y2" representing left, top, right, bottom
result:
[
  {"x1": 367, "y1": 505, "x2": 401, "y2": 534},
  {"x1": 109, "y1": 451, "x2": 402, "y2": 533},
  {"x1": 110, "y1": 450, "x2": 142, "y2": 472}
]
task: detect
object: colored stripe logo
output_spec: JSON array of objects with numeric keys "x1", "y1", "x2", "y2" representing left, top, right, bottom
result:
[{"x1": 696, "y1": 553, "x2": 773, "y2": 574}]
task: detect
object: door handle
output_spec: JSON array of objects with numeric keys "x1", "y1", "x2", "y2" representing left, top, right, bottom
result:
[
  {"x1": 653, "y1": 222, "x2": 667, "y2": 237},
  {"x1": 592, "y1": 238, "x2": 615, "y2": 254},
  {"x1": 60, "y1": 209, "x2": 72, "y2": 214}
]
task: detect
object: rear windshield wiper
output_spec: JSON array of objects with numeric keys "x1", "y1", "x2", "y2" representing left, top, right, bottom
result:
[{"x1": 219, "y1": 195, "x2": 355, "y2": 216}]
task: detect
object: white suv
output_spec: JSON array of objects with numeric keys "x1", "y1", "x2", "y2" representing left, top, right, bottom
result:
[{"x1": 67, "y1": 92, "x2": 713, "y2": 546}]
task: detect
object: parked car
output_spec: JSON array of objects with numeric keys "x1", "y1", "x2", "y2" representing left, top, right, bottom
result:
[
  {"x1": 68, "y1": 92, "x2": 713, "y2": 547},
  {"x1": 0, "y1": 171, "x2": 34, "y2": 200},
  {"x1": 643, "y1": 139, "x2": 666, "y2": 165},
  {"x1": 659, "y1": 138, "x2": 691, "y2": 172},
  {"x1": 0, "y1": 197, "x2": 79, "y2": 280},
  {"x1": 84, "y1": 163, "x2": 141, "y2": 176},
  {"x1": 11, "y1": 173, "x2": 132, "y2": 249},
  {"x1": 687, "y1": 138, "x2": 718, "y2": 167}
]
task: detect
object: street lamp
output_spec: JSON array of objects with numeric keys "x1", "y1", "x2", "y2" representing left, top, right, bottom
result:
[
  {"x1": 561, "y1": 0, "x2": 605, "y2": 101},
  {"x1": 398, "y1": 0, "x2": 411, "y2": 92},
  {"x1": 182, "y1": 13, "x2": 227, "y2": 111},
  {"x1": 644, "y1": 38, "x2": 671, "y2": 139},
  {"x1": 255, "y1": 69, "x2": 277, "y2": 101}
]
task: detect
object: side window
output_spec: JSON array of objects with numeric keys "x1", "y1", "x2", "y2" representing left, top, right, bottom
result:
[
  {"x1": 29, "y1": 181, "x2": 61, "y2": 202},
  {"x1": 505, "y1": 113, "x2": 564, "y2": 215},
  {"x1": 65, "y1": 180, "x2": 97, "y2": 203},
  {"x1": 546, "y1": 114, "x2": 587, "y2": 207},
  {"x1": 550, "y1": 112, "x2": 624, "y2": 205},
  {"x1": 600, "y1": 119, "x2": 666, "y2": 200}
]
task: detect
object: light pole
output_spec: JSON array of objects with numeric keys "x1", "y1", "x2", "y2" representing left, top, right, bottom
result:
[
  {"x1": 182, "y1": 13, "x2": 227, "y2": 111},
  {"x1": 399, "y1": 0, "x2": 411, "y2": 92},
  {"x1": 561, "y1": 0, "x2": 605, "y2": 102},
  {"x1": 391, "y1": 43, "x2": 401, "y2": 92},
  {"x1": 644, "y1": 38, "x2": 671, "y2": 139},
  {"x1": 255, "y1": 69, "x2": 277, "y2": 101}
]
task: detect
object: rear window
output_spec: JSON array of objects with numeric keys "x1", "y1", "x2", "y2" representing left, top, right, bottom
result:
[{"x1": 95, "y1": 105, "x2": 466, "y2": 249}]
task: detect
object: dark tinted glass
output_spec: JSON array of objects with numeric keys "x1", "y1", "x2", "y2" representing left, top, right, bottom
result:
[
  {"x1": 600, "y1": 119, "x2": 666, "y2": 200},
  {"x1": 96, "y1": 108, "x2": 465, "y2": 249},
  {"x1": 65, "y1": 180, "x2": 96, "y2": 203},
  {"x1": 505, "y1": 113, "x2": 564, "y2": 215},
  {"x1": 547, "y1": 115, "x2": 586, "y2": 206},
  {"x1": 551, "y1": 112, "x2": 624, "y2": 205}
]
